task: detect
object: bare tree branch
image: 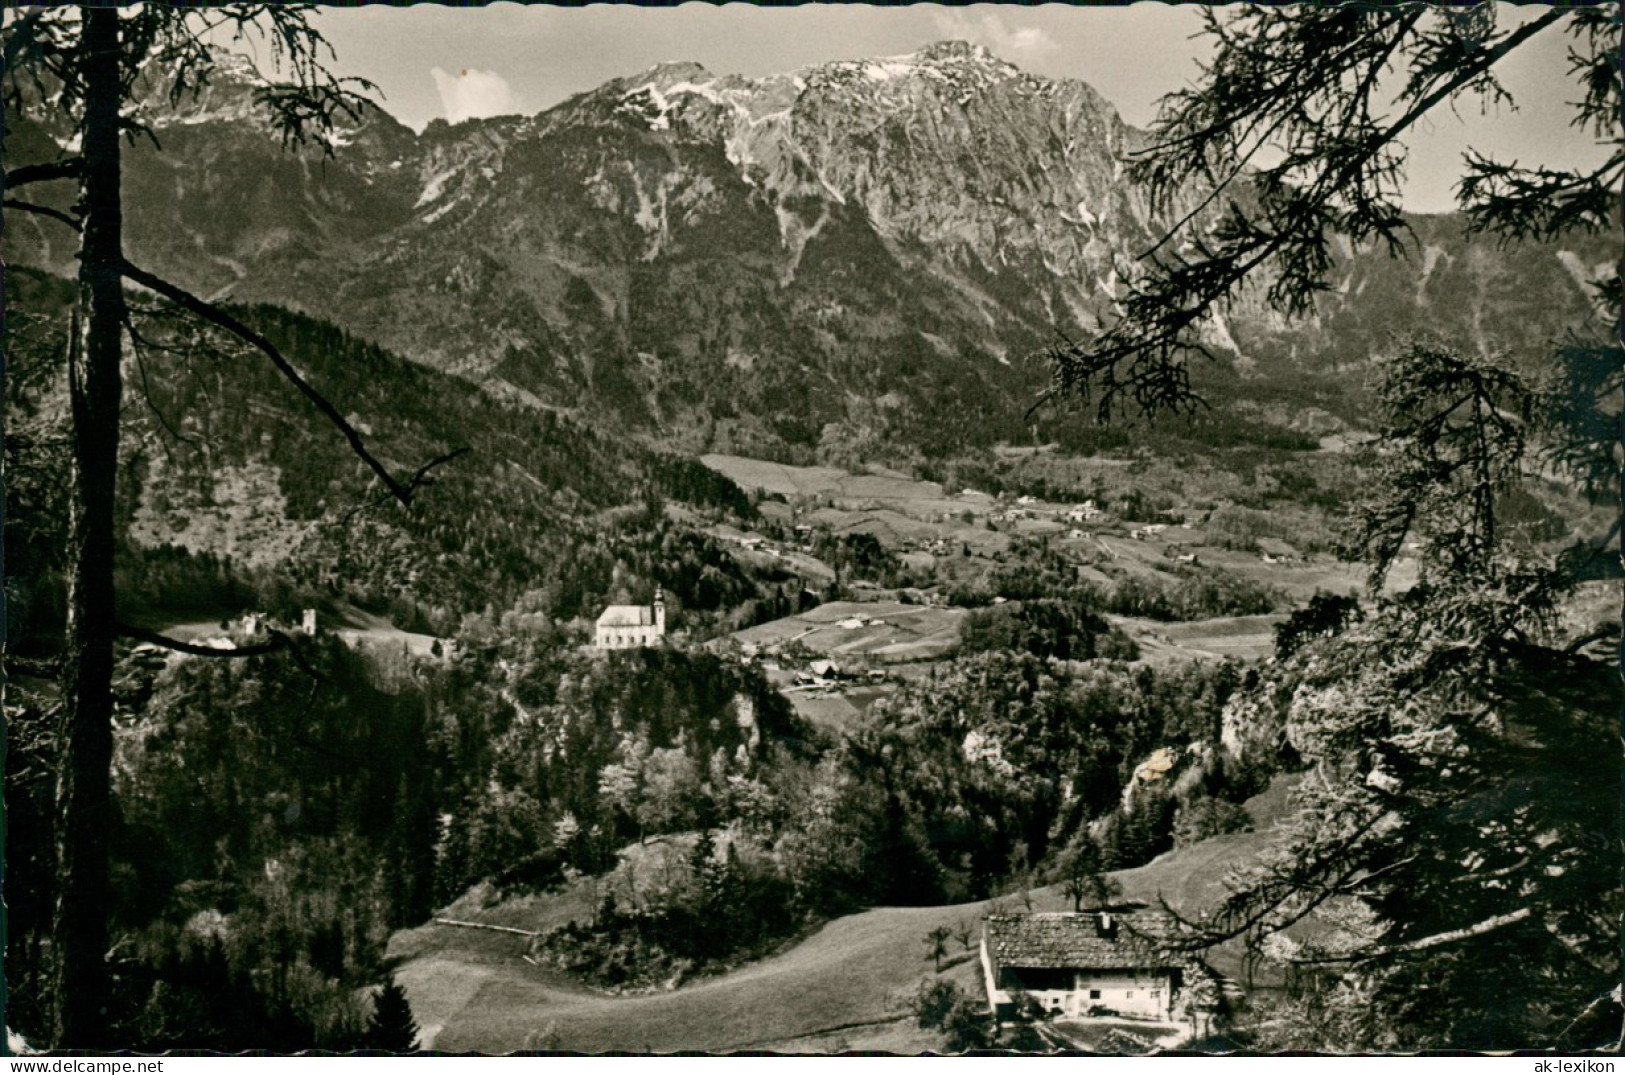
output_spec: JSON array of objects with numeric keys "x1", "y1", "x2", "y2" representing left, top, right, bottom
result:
[
  {"x1": 4, "y1": 197, "x2": 81, "y2": 230},
  {"x1": 115, "y1": 621, "x2": 328, "y2": 684},
  {"x1": 3, "y1": 654, "x2": 62, "y2": 679},
  {"x1": 1564, "y1": 622, "x2": 1620, "y2": 655},
  {"x1": 120, "y1": 308, "x2": 210, "y2": 453},
  {"x1": 404, "y1": 446, "x2": 472, "y2": 495},
  {"x1": 5, "y1": 158, "x2": 83, "y2": 189},
  {"x1": 116, "y1": 622, "x2": 289, "y2": 659},
  {"x1": 119, "y1": 259, "x2": 468, "y2": 507},
  {"x1": 1135, "y1": 10, "x2": 1426, "y2": 262},
  {"x1": 1283, "y1": 907, "x2": 1536, "y2": 966},
  {"x1": 1554, "y1": 984, "x2": 1623, "y2": 1047}
]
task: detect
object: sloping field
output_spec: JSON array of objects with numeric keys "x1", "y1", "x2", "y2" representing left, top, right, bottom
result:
[
  {"x1": 720, "y1": 543, "x2": 837, "y2": 582},
  {"x1": 784, "y1": 685, "x2": 895, "y2": 732},
  {"x1": 1181, "y1": 545, "x2": 1364, "y2": 603},
  {"x1": 391, "y1": 778, "x2": 1299, "y2": 1053},
  {"x1": 402, "y1": 903, "x2": 989, "y2": 1053},
  {"x1": 733, "y1": 601, "x2": 967, "y2": 663},
  {"x1": 785, "y1": 691, "x2": 865, "y2": 730},
  {"x1": 1110, "y1": 774, "x2": 1302, "y2": 985},
  {"x1": 803, "y1": 507, "x2": 948, "y2": 545},
  {"x1": 699, "y1": 455, "x2": 853, "y2": 498},
  {"x1": 754, "y1": 1015, "x2": 949, "y2": 1054},
  {"x1": 701, "y1": 454, "x2": 982, "y2": 519},
  {"x1": 1110, "y1": 614, "x2": 1287, "y2": 665},
  {"x1": 701, "y1": 455, "x2": 1368, "y2": 613}
]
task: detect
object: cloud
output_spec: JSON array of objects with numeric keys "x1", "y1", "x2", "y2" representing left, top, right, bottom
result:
[
  {"x1": 430, "y1": 66, "x2": 519, "y2": 125},
  {"x1": 929, "y1": 10, "x2": 1058, "y2": 63}
]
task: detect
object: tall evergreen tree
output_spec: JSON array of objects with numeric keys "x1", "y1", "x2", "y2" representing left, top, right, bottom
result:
[
  {"x1": 364, "y1": 978, "x2": 420, "y2": 1053},
  {"x1": 2, "y1": 9, "x2": 460, "y2": 1046},
  {"x1": 1033, "y1": 4, "x2": 1621, "y2": 1048},
  {"x1": 1169, "y1": 342, "x2": 1618, "y2": 1048}
]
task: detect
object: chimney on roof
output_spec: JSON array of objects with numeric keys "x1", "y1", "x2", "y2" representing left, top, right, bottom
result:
[{"x1": 1096, "y1": 911, "x2": 1115, "y2": 938}]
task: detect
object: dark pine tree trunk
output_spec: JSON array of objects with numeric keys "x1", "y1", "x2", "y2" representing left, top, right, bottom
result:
[{"x1": 52, "y1": 7, "x2": 125, "y2": 1049}]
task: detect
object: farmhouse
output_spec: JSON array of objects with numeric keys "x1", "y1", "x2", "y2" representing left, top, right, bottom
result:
[
  {"x1": 594, "y1": 588, "x2": 667, "y2": 650},
  {"x1": 981, "y1": 910, "x2": 1196, "y2": 1024},
  {"x1": 1255, "y1": 537, "x2": 1301, "y2": 562}
]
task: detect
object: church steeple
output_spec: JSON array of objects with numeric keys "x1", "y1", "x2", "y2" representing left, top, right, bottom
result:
[{"x1": 654, "y1": 586, "x2": 666, "y2": 633}]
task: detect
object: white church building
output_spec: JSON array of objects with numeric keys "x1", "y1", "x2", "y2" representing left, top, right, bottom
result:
[{"x1": 594, "y1": 587, "x2": 667, "y2": 650}]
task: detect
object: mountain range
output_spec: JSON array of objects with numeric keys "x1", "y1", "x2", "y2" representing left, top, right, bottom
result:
[{"x1": 6, "y1": 40, "x2": 1613, "y2": 460}]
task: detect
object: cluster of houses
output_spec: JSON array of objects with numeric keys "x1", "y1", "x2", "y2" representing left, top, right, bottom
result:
[
  {"x1": 786, "y1": 658, "x2": 886, "y2": 690},
  {"x1": 714, "y1": 523, "x2": 818, "y2": 560},
  {"x1": 991, "y1": 499, "x2": 1106, "y2": 527}
]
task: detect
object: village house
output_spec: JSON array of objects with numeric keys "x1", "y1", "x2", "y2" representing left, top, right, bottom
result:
[
  {"x1": 1255, "y1": 537, "x2": 1301, "y2": 563},
  {"x1": 807, "y1": 659, "x2": 842, "y2": 679},
  {"x1": 980, "y1": 909, "x2": 1202, "y2": 1026},
  {"x1": 594, "y1": 588, "x2": 667, "y2": 650},
  {"x1": 233, "y1": 608, "x2": 318, "y2": 641}
]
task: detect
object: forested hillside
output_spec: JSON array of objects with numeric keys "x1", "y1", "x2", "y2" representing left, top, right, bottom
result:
[{"x1": 7, "y1": 268, "x2": 774, "y2": 657}]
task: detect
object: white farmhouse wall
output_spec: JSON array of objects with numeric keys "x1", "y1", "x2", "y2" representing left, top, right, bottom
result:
[
  {"x1": 981, "y1": 936, "x2": 1004, "y2": 1013},
  {"x1": 1067, "y1": 970, "x2": 1172, "y2": 1020},
  {"x1": 987, "y1": 962, "x2": 1175, "y2": 1022}
]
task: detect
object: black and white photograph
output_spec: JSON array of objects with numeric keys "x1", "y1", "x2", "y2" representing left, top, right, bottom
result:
[{"x1": 3, "y1": 1, "x2": 1620, "y2": 1056}]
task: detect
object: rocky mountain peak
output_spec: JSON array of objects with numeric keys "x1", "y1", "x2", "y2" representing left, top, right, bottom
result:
[
  {"x1": 798, "y1": 39, "x2": 1025, "y2": 99},
  {"x1": 915, "y1": 39, "x2": 992, "y2": 61},
  {"x1": 11, "y1": 35, "x2": 1601, "y2": 468},
  {"x1": 638, "y1": 60, "x2": 718, "y2": 89},
  {"x1": 911, "y1": 39, "x2": 1009, "y2": 69}
]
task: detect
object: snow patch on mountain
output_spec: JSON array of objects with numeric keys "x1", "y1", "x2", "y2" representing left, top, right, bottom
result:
[
  {"x1": 421, "y1": 195, "x2": 464, "y2": 225},
  {"x1": 666, "y1": 79, "x2": 725, "y2": 105},
  {"x1": 416, "y1": 167, "x2": 458, "y2": 208},
  {"x1": 620, "y1": 84, "x2": 673, "y2": 131}
]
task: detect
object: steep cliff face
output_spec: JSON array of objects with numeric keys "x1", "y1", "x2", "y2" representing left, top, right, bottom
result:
[{"x1": 6, "y1": 42, "x2": 1610, "y2": 459}]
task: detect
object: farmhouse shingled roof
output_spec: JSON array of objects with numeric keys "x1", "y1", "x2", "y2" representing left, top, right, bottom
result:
[
  {"x1": 597, "y1": 605, "x2": 656, "y2": 628},
  {"x1": 985, "y1": 911, "x2": 1185, "y2": 971}
]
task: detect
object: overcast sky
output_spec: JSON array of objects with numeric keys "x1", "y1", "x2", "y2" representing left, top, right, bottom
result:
[{"x1": 309, "y1": 3, "x2": 1604, "y2": 215}]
